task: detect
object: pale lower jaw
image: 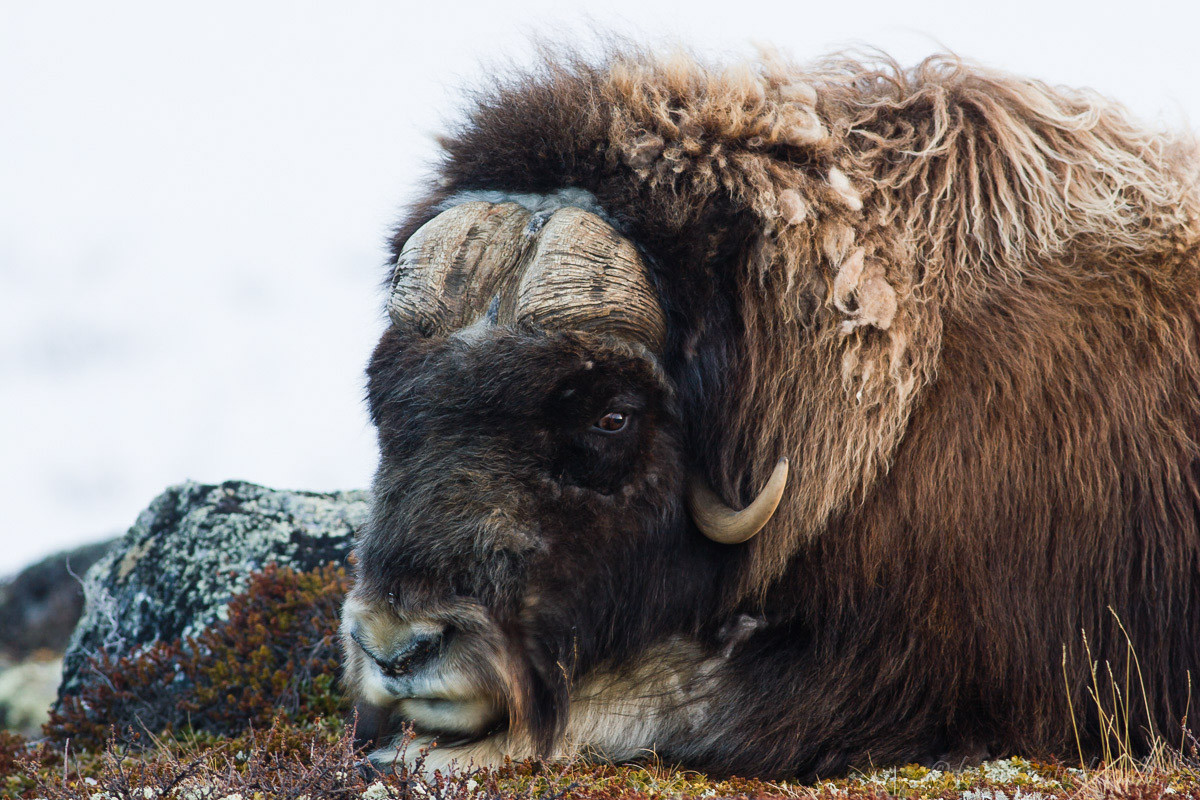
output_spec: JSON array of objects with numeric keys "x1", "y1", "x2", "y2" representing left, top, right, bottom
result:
[{"x1": 400, "y1": 695, "x2": 502, "y2": 736}]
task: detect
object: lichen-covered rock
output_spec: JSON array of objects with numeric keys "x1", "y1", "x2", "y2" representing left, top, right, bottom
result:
[{"x1": 57, "y1": 480, "x2": 369, "y2": 702}]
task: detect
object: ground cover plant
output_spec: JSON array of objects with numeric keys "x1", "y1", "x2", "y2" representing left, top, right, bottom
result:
[
  {"x1": 6, "y1": 563, "x2": 1200, "y2": 799},
  {"x1": 45, "y1": 562, "x2": 350, "y2": 749}
]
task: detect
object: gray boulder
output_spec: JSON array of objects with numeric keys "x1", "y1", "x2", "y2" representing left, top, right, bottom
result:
[{"x1": 57, "y1": 480, "x2": 369, "y2": 703}]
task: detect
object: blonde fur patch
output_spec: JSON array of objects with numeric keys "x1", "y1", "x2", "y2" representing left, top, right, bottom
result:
[
  {"x1": 370, "y1": 637, "x2": 718, "y2": 772},
  {"x1": 584, "y1": 47, "x2": 1200, "y2": 597}
]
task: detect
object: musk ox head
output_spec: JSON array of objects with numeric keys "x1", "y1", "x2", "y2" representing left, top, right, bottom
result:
[{"x1": 342, "y1": 198, "x2": 787, "y2": 759}]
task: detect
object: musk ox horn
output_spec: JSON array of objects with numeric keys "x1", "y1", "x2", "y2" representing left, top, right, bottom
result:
[
  {"x1": 515, "y1": 208, "x2": 666, "y2": 349},
  {"x1": 388, "y1": 202, "x2": 532, "y2": 335},
  {"x1": 388, "y1": 201, "x2": 665, "y2": 351},
  {"x1": 688, "y1": 458, "x2": 790, "y2": 544}
]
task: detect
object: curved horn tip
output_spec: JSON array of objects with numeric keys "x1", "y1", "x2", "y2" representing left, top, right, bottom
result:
[{"x1": 688, "y1": 457, "x2": 790, "y2": 546}]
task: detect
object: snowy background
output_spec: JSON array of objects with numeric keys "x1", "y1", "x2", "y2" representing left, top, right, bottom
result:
[{"x1": 3, "y1": 0, "x2": 1199, "y2": 576}]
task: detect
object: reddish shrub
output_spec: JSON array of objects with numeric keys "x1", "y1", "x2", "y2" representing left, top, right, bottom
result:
[{"x1": 46, "y1": 562, "x2": 351, "y2": 748}]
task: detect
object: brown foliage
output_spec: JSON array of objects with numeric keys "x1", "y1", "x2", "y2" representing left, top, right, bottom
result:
[
  {"x1": 46, "y1": 562, "x2": 351, "y2": 748},
  {"x1": 0, "y1": 730, "x2": 27, "y2": 782}
]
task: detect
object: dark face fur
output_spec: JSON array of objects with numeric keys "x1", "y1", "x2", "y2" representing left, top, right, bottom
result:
[{"x1": 343, "y1": 323, "x2": 722, "y2": 752}]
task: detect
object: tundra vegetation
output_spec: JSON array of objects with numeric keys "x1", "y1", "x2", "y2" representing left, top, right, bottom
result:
[{"x1": 4, "y1": 562, "x2": 1199, "y2": 799}]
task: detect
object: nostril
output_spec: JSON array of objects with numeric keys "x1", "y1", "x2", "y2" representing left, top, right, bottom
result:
[
  {"x1": 349, "y1": 616, "x2": 451, "y2": 680},
  {"x1": 376, "y1": 630, "x2": 445, "y2": 678},
  {"x1": 393, "y1": 632, "x2": 441, "y2": 674}
]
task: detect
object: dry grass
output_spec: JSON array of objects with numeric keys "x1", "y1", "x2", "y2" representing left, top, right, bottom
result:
[{"x1": 7, "y1": 723, "x2": 1200, "y2": 800}]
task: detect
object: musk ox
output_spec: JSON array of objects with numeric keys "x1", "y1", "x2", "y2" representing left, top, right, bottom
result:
[{"x1": 341, "y1": 47, "x2": 1200, "y2": 778}]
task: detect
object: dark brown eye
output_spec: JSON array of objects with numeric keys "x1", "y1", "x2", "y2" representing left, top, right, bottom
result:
[{"x1": 594, "y1": 411, "x2": 628, "y2": 433}]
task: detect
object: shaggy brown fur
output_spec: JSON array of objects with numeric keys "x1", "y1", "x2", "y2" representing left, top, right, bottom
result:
[{"x1": 350, "y1": 47, "x2": 1200, "y2": 777}]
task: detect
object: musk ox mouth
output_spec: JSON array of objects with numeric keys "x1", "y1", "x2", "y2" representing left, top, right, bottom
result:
[{"x1": 342, "y1": 594, "x2": 517, "y2": 746}]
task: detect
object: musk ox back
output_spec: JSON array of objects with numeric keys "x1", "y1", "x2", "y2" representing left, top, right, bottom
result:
[{"x1": 341, "y1": 48, "x2": 1200, "y2": 778}]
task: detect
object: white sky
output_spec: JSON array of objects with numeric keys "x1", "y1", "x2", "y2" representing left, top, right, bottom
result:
[{"x1": 2, "y1": 0, "x2": 1198, "y2": 576}]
